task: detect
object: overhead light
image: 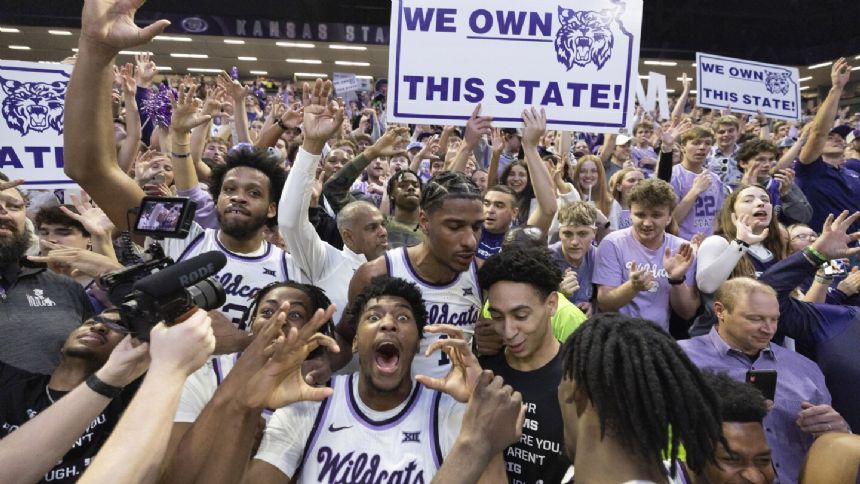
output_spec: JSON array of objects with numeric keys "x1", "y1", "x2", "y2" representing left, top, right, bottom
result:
[
  {"x1": 329, "y1": 45, "x2": 366, "y2": 51},
  {"x1": 335, "y1": 60, "x2": 370, "y2": 66},
  {"x1": 277, "y1": 41, "x2": 315, "y2": 48},
  {"x1": 295, "y1": 72, "x2": 328, "y2": 78},
  {"x1": 855, "y1": 55, "x2": 860, "y2": 60},
  {"x1": 0, "y1": 27, "x2": 20, "y2": 33},
  {"x1": 154, "y1": 35, "x2": 192, "y2": 42},
  {"x1": 689, "y1": 90, "x2": 697, "y2": 94},
  {"x1": 8, "y1": 45, "x2": 30, "y2": 50},
  {"x1": 187, "y1": 67, "x2": 221, "y2": 73},
  {"x1": 249, "y1": 70, "x2": 268, "y2": 75},
  {"x1": 171, "y1": 53, "x2": 208, "y2": 58},
  {"x1": 224, "y1": 39, "x2": 245, "y2": 45},
  {"x1": 156, "y1": 66, "x2": 172, "y2": 71},
  {"x1": 799, "y1": 86, "x2": 810, "y2": 91},
  {"x1": 356, "y1": 75, "x2": 373, "y2": 79},
  {"x1": 852, "y1": 66, "x2": 860, "y2": 71},
  {"x1": 691, "y1": 62, "x2": 697, "y2": 67},
  {"x1": 71, "y1": 48, "x2": 78, "y2": 52},
  {"x1": 644, "y1": 60, "x2": 677, "y2": 66},
  {"x1": 238, "y1": 56, "x2": 257, "y2": 61},
  {"x1": 798, "y1": 76, "x2": 812, "y2": 82},
  {"x1": 665, "y1": 89, "x2": 676, "y2": 93},
  {"x1": 48, "y1": 30, "x2": 72, "y2": 36},
  {"x1": 808, "y1": 61, "x2": 832, "y2": 69},
  {"x1": 286, "y1": 58, "x2": 322, "y2": 64},
  {"x1": 638, "y1": 75, "x2": 650, "y2": 80},
  {"x1": 119, "y1": 50, "x2": 148, "y2": 55},
  {"x1": 676, "y1": 77, "x2": 693, "y2": 81}
]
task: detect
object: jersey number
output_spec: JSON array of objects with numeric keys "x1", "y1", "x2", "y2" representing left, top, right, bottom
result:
[
  {"x1": 694, "y1": 195, "x2": 717, "y2": 217},
  {"x1": 437, "y1": 334, "x2": 450, "y2": 366},
  {"x1": 221, "y1": 303, "x2": 251, "y2": 331}
]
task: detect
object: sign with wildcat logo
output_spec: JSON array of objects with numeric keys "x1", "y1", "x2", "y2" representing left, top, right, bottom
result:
[
  {"x1": 387, "y1": 0, "x2": 643, "y2": 132},
  {"x1": 0, "y1": 60, "x2": 74, "y2": 190},
  {"x1": 696, "y1": 53, "x2": 801, "y2": 121}
]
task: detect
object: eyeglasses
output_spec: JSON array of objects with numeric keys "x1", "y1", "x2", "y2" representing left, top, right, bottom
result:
[{"x1": 791, "y1": 233, "x2": 817, "y2": 241}]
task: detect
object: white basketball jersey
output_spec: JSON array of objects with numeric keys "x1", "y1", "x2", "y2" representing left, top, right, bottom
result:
[
  {"x1": 384, "y1": 247, "x2": 482, "y2": 378},
  {"x1": 294, "y1": 374, "x2": 443, "y2": 483},
  {"x1": 157, "y1": 223, "x2": 303, "y2": 330}
]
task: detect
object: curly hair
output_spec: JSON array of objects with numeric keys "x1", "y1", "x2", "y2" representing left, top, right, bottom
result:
[
  {"x1": 386, "y1": 169, "x2": 424, "y2": 206},
  {"x1": 347, "y1": 276, "x2": 428, "y2": 337},
  {"x1": 34, "y1": 205, "x2": 90, "y2": 237},
  {"x1": 701, "y1": 371, "x2": 768, "y2": 423},
  {"x1": 561, "y1": 313, "x2": 724, "y2": 477},
  {"x1": 478, "y1": 246, "x2": 561, "y2": 301},
  {"x1": 628, "y1": 178, "x2": 677, "y2": 212},
  {"x1": 420, "y1": 170, "x2": 483, "y2": 215},
  {"x1": 735, "y1": 138, "x2": 778, "y2": 164},
  {"x1": 208, "y1": 145, "x2": 287, "y2": 221}
]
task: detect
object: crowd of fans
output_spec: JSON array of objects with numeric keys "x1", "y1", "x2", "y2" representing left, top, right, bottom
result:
[{"x1": 2, "y1": 1, "x2": 860, "y2": 483}]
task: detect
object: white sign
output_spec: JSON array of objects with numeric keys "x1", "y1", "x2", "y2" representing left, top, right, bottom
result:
[
  {"x1": 333, "y1": 72, "x2": 361, "y2": 95},
  {"x1": 0, "y1": 60, "x2": 73, "y2": 190},
  {"x1": 387, "y1": 0, "x2": 644, "y2": 132},
  {"x1": 635, "y1": 71, "x2": 669, "y2": 120},
  {"x1": 696, "y1": 52, "x2": 801, "y2": 121}
]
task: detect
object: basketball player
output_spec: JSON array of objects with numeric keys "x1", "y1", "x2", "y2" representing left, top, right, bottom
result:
[{"x1": 338, "y1": 171, "x2": 485, "y2": 378}]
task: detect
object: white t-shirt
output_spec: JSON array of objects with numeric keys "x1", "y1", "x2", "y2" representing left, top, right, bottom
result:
[{"x1": 254, "y1": 374, "x2": 464, "y2": 481}]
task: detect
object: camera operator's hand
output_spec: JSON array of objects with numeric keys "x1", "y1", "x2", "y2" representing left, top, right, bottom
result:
[
  {"x1": 95, "y1": 335, "x2": 151, "y2": 387},
  {"x1": 148, "y1": 309, "x2": 215, "y2": 377},
  {"x1": 240, "y1": 303, "x2": 339, "y2": 409}
]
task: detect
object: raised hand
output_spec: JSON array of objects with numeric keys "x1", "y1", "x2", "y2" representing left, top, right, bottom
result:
[
  {"x1": 831, "y1": 58, "x2": 851, "y2": 90},
  {"x1": 456, "y1": 370, "x2": 526, "y2": 456},
  {"x1": 810, "y1": 211, "x2": 860, "y2": 260},
  {"x1": 148, "y1": 308, "x2": 215, "y2": 376},
  {"x1": 216, "y1": 71, "x2": 250, "y2": 102},
  {"x1": 169, "y1": 83, "x2": 211, "y2": 134},
  {"x1": 80, "y1": 0, "x2": 170, "y2": 61},
  {"x1": 300, "y1": 79, "x2": 344, "y2": 153},
  {"x1": 279, "y1": 102, "x2": 304, "y2": 129},
  {"x1": 202, "y1": 85, "x2": 229, "y2": 118},
  {"x1": 837, "y1": 267, "x2": 860, "y2": 296},
  {"x1": 732, "y1": 213, "x2": 769, "y2": 245},
  {"x1": 773, "y1": 168, "x2": 795, "y2": 196},
  {"x1": 118, "y1": 62, "x2": 136, "y2": 96},
  {"x1": 521, "y1": 107, "x2": 546, "y2": 148},
  {"x1": 491, "y1": 128, "x2": 505, "y2": 155},
  {"x1": 367, "y1": 126, "x2": 410, "y2": 160},
  {"x1": 29, "y1": 241, "x2": 122, "y2": 278},
  {"x1": 680, "y1": 72, "x2": 691, "y2": 94},
  {"x1": 61, "y1": 191, "x2": 116, "y2": 237},
  {"x1": 628, "y1": 260, "x2": 655, "y2": 293},
  {"x1": 0, "y1": 178, "x2": 24, "y2": 191},
  {"x1": 240, "y1": 303, "x2": 339, "y2": 409},
  {"x1": 463, "y1": 104, "x2": 493, "y2": 149},
  {"x1": 416, "y1": 135, "x2": 442, "y2": 162},
  {"x1": 416, "y1": 324, "x2": 482, "y2": 403},
  {"x1": 663, "y1": 243, "x2": 695, "y2": 280},
  {"x1": 661, "y1": 117, "x2": 692, "y2": 150}
]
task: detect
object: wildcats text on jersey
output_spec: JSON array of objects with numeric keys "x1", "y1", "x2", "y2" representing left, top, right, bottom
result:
[{"x1": 314, "y1": 448, "x2": 426, "y2": 484}]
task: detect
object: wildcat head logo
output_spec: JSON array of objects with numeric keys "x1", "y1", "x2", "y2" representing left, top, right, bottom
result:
[
  {"x1": 764, "y1": 71, "x2": 791, "y2": 95},
  {"x1": 1, "y1": 77, "x2": 67, "y2": 136},
  {"x1": 555, "y1": 5, "x2": 623, "y2": 71}
]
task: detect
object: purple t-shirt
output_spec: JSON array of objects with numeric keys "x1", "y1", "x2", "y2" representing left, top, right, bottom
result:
[
  {"x1": 593, "y1": 228, "x2": 695, "y2": 330},
  {"x1": 671, "y1": 164, "x2": 725, "y2": 240}
]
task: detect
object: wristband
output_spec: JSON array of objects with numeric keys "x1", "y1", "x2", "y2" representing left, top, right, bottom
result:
[
  {"x1": 86, "y1": 373, "x2": 124, "y2": 399},
  {"x1": 734, "y1": 239, "x2": 750, "y2": 249},
  {"x1": 275, "y1": 118, "x2": 288, "y2": 130},
  {"x1": 804, "y1": 246, "x2": 828, "y2": 265},
  {"x1": 667, "y1": 275, "x2": 686, "y2": 285},
  {"x1": 171, "y1": 152, "x2": 190, "y2": 158}
]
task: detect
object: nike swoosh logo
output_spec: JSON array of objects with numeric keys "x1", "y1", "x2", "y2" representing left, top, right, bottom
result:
[{"x1": 328, "y1": 424, "x2": 352, "y2": 432}]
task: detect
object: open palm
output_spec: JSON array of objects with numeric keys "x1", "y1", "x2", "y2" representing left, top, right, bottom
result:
[
  {"x1": 301, "y1": 79, "x2": 344, "y2": 143},
  {"x1": 81, "y1": 0, "x2": 169, "y2": 56}
]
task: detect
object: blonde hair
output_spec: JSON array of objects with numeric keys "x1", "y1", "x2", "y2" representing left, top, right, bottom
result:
[
  {"x1": 572, "y1": 155, "x2": 613, "y2": 216},
  {"x1": 558, "y1": 201, "x2": 599, "y2": 228}
]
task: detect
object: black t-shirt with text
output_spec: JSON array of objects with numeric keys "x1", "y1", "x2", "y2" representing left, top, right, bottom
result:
[
  {"x1": 480, "y1": 350, "x2": 571, "y2": 484},
  {"x1": 0, "y1": 361, "x2": 138, "y2": 483}
]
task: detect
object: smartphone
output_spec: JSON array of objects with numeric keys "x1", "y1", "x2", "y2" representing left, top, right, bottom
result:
[
  {"x1": 746, "y1": 369, "x2": 777, "y2": 401},
  {"x1": 823, "y1": 259, "x2": 848, "y2": 277}
]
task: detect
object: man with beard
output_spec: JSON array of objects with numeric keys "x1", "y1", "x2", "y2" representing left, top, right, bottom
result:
[
  {"x1": 384, "y1": 169, "x2": 424, "y2": 249},
  {"x1": 0, "y1": 174, "x2": 93, "y2": 375},
  {"x1": 63, "y1": 38, "x2": 300, "y2": 350}
]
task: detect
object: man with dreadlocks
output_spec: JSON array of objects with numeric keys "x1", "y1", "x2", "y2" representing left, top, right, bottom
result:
[
  {"x1": 558, "y1": 313, "x2": 724, "y2": 483},
  {"x1": 432, "y1": 312, "x2": 724, "y2": 484},
  {"x1": 337, "y1": 170, "x2": 485, "y2": 378}
]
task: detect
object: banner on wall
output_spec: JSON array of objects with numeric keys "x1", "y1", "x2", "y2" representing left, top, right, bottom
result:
[
  {"x1": 387, "y1": 0, "x2": 644, "y2": 132},
  {"x1": 696, "y1": 52, "x2": 801, "y2": 121},
  {"x1": 0, "y1": 60, "x2": 74, "y2": 190}
]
